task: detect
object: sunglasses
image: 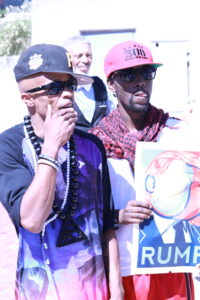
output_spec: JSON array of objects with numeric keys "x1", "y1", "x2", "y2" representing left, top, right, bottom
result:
[
  {"x1": 25, "y1": 78, "x2": 78, "y2": 95},
  {"x1": 112, "y1": 66, "x2": 157, "y2": 82}
]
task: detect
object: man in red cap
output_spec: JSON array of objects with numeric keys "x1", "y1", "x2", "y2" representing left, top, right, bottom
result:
[{"x1": 90, "y1": 40, "x2": 195, "y2": 299}]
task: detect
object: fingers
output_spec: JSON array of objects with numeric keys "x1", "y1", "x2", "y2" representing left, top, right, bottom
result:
[
  {"x1": 128, "y1": 200, "x2": 152, "y2": 209},
  {"x1": 119, "y1": 201, "x2": 153, "y2": 224},
  {"x1": 64, "y1": 110, "x2": 78, "y2": 123},
  {"x1": 57, "y1": 99, "x2": 73, "y2": 110},
  {"x1": 45, "y1": 104, "x2": 52, "y2": 121},
  {"x1": 44, "y1": 106, "x2": 76, "y2": 145},
  {"x1": 45, "y1": 105, "x2": 77, "y2": 128},
  {"x1": 119, "y1": 210, "x2": 152, "y2": 224},
  {"x1": 127, "y1": 212, "x2": 152, "y2": 224},
  {"x1": 127, "y1": 204, "x2": 152, "y2": 215},
  {"x1": 54, "y1": 106, "x2": 77, "y2": 122}
]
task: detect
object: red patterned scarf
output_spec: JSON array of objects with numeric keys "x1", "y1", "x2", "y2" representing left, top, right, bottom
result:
[{"x1": 90, "y1": 105, "x2": 169, "y2": 170}]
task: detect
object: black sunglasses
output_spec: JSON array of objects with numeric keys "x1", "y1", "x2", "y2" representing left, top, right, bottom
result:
[
  {"x1": 112, "y1": 66, "x2": 157, "y2": 82},
  {"x1": 25, "y1": 78, "x2": 78, "y2": 95}
]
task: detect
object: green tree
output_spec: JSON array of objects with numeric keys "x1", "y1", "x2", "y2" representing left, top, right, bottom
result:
[
  {"x1": 0, "y1": 1, "x2": 31, "y2": 56},
  {"x1": 0, "y1": 17, "x2": 31, "y2": 55}
]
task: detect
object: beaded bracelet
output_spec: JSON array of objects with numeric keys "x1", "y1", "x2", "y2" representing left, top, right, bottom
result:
[
  {"x1": 38, "y1": 158, "x2": 58, "y2": 171},
  {"x1": 38, "y1": 153, "x2": 61, "y2": 168}
]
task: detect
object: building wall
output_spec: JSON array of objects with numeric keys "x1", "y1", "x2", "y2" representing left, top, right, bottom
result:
[
  {"x1": 31, "y1": 0, "x2": 200, "y2": 115},
  {"x1": 31, "y1": 0, "x2": 135, "y2": 45},
  {"x1": 0, "y1": 56, "x2": 27, "y2": 132},
  {"x1": 1, "y1": 0, "x2": 200, "y2": 132}
]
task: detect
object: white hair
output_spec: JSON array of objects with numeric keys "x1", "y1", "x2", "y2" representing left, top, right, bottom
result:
[{"x1": 63, "y1": 35, "x2": 91, "y2": 49}]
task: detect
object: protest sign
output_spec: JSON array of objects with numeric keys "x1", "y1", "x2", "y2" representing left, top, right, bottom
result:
[{"x1": 133, "y1": 142, "x2": 200, "y2": 274}]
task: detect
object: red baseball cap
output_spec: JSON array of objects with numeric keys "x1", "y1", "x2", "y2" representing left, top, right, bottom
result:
[{"x1": 104, "y1": 40, "x2": 163, "y2": 78}]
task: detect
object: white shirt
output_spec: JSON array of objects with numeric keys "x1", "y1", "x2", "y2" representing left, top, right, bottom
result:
[
  {"x1": 74, "y1": 83, "x2": 117, "y2": 123},
  {"x1": 74, "y1": 85, "x2": 96, "y2": 123}
]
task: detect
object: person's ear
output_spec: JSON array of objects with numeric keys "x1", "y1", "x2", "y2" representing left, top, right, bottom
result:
[
  {"x1": 107, "y1": 78, "x2": 117, "y2": 97},
  {"x1": 20, "y1": 93, "x2": 35, "y2": 108}
]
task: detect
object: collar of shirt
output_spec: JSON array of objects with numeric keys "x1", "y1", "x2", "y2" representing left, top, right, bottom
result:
[
  {"x1": 77, "y1": 84, "x2": 92, "y2": 92},
  {"x1": 74, "y1": 84, "x2": 95, "y2": 123}
]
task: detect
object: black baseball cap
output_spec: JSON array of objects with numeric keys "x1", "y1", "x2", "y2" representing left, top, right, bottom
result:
[{"x1": 14, "y1": 43, "x2": 93, "y2": 85}]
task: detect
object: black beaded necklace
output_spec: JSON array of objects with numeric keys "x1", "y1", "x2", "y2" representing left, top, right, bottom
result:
[
  {"x1": 24, "y1": 115, "x2": 42, "y2": 155},
  {"x1": 23, "y1": 115, "x2": 87, "y2": 246}
]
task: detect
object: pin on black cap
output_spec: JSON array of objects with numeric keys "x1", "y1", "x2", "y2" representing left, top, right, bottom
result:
[{"x1": 14, "y1": 43, "x2": 93, "y2": 85}]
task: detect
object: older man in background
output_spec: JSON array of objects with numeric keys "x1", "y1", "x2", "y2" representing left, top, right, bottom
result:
[{"x1": 63, "y1": 35, "x2": 116, "y2": 132}]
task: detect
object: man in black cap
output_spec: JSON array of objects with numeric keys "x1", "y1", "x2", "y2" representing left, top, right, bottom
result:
[{"x1": 0, "y1": 44, "x2": 123, "y2": 300}]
